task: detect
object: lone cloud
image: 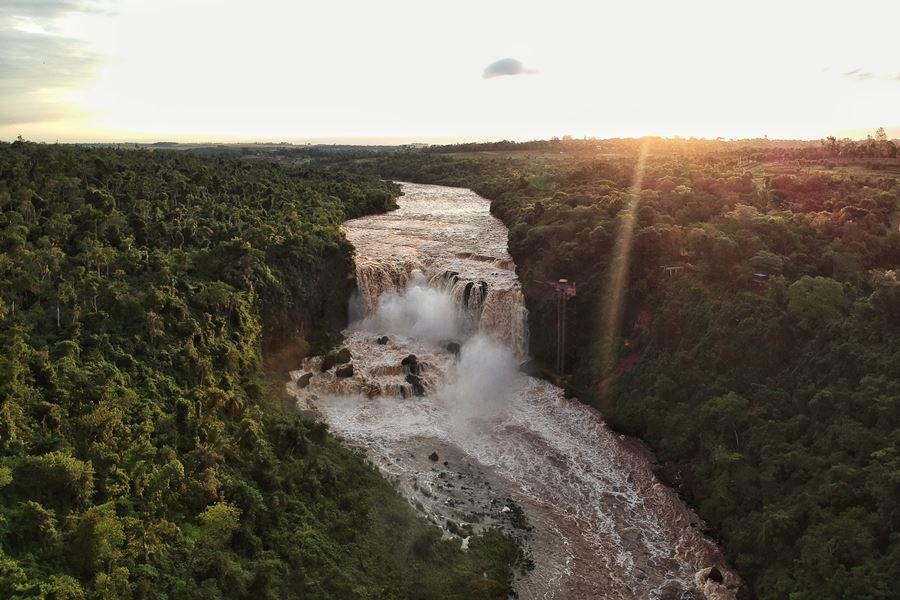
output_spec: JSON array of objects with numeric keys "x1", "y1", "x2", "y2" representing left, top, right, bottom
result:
[
  {"x1": 841, "y1": 67, "x2": 900, "y2": 83},
  {"x1": 482, "y1": 57, "x2": 536, "y2": 79},
  {"x1": 842, "y1": 68, "x2": 874, "y2": 81}
]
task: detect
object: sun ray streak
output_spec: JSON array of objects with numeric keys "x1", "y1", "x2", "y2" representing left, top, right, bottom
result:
[{"x1": 599, "y1": 140, "x2": 649, "y2": 374}]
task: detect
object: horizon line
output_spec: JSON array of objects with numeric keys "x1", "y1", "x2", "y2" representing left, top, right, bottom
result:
[{"x1": 5, "y1": 131, "x2": 897, "y2": 146}]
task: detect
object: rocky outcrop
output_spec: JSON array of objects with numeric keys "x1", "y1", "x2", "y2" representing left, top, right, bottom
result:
[
  {"x1": 335, "y1": 364, "x2": 354, "y2": 378},
  {"x1": 321, "y1": 347, "x2": 351, "y2": 371},
  {"x1": 696, "y1": 566, "x2": 724, "y2": 585},
  {"x1": 335, "y1": 348, "x2": 352, "y2": 364},
  {"x1": 401, "y1": 354, "x2": 420, "y2": 375},
  {"x1": 406, "y1": 374, "x2": 426, "y2": 396},
  {"x1": 296, "y1": 372, "x2": 313, "y2": 389},
  {"x1": 401, "y1": 354, "x2": 426, "y2": 396}
]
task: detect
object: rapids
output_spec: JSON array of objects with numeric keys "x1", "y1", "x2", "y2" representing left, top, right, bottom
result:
[{"x1": 288, "y1": 182, "x2": 739, "y2": 599}]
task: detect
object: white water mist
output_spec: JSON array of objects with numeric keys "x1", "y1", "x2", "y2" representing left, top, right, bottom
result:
[
  {"x1": 353, "y1": 269, "x2": 523, "y2": 425},
  {"x1": 355, "y1": 270, "x2": 462, "y2": 342},
  {"x1": 441, "y1": 335, "x2": 521, "y2": 427}
]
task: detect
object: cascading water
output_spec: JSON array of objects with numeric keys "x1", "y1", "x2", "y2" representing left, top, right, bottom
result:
[{"x1": 288, "y1": 182, "x2": 740, "y2": 600}]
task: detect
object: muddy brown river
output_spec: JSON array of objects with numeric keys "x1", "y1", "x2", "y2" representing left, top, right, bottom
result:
[{"x1": 288, "y1": 182, "x2": 740, "y2": 599}]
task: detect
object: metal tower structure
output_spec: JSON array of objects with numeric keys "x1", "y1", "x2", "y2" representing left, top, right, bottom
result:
[{"x1": 553, "y1": 278, "x2": 576, "y2": 376}]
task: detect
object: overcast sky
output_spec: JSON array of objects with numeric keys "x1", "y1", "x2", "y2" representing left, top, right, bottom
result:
[{"x1": 2, "y1": 0, "x2": 898, "y2": 143}]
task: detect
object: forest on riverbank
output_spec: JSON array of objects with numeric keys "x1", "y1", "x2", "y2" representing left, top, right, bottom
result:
[
  {"x1": 347, "y1": 137, "x2": 900, "y2": 600},
  {"x1": 0, "y1": 141, "x2": 521, "y2": 599}
]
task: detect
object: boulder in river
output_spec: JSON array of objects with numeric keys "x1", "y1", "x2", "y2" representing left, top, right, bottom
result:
[
  {"x1": 376, "y1": 335, "x2": 390, "y2": 345},
  {"x1": 428, "y1": 451, "x2": 439, "y2": 462},
  {"x1": 445, "y1": 341, "x2": 461, "y2": 356},
  {"x1": 406, "y1": 373, "x2": 426, "y2": 396},
  {"x1": 320, "y1": 347, "x2": 351, "y2": 371},
  {"x1": 695, "y1": 566, "x2": 724, "y2": 585},
  {"x1": 296, "y1": 372, "x2": 313, "y2": 389},
  {"x1": 335, "y1": 364, "x2": 354, "y2": 378},
  {"x1": 401, "y1": 354, "x2": 422, "y2": 376}
]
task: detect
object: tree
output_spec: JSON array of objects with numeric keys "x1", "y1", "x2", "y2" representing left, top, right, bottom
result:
[
  {"x1": 198, "y1": 502, "x2": 241, "y2": 548},
  {"x1": 787, "y1": 276, "x2": 846, "y2": 329},
  {"x1": 69, "y1": 503, "x2": 125, "y2": 577}
]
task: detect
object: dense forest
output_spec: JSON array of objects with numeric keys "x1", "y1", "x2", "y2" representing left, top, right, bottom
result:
[
  {"x1": 0, "y1": 141, "x2": 521, "y2": 599},
  {"x1": 352, "y1": 138, "x2": 900, "y2": 599}
]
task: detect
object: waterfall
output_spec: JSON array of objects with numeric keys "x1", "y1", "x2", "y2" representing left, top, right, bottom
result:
[
  {"x1": 286, "y1": 182, "x2": 740, "y2": 600},
  {"x1": 480, "y1": 287, "x2": 529, "y2": 360},
  {"x1": 355, "y1": 259, "x2": 528, "y2": 360},
  {"x1": 354, "y1": 255, "x2": 424, "y2": 315}
]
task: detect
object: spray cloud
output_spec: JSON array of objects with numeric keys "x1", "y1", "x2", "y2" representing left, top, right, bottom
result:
[
  {"x1": 356, "y1": 270, "x2": 462, "y2": 342},
  {"x1": 442, "y1": 335, "x2": 521, "y2": 429}
]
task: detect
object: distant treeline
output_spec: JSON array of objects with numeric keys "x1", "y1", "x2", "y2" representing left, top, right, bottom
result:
[{"x1": 423, "y1": 131, "x2": 898, "y2": 160}]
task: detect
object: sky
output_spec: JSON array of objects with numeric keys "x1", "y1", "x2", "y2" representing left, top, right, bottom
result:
[{"x1": 1, "y1": 0, "x2": 898, "y2": 143}]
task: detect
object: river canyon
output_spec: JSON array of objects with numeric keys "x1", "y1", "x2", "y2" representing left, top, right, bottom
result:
[{"x1": 288, "y1": 183, "x2": 740, "y2": 600}]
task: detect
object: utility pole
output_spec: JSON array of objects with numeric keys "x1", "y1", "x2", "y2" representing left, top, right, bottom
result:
[{"x1": 553, "y1": 278, "x2": 576, "y2": 376}]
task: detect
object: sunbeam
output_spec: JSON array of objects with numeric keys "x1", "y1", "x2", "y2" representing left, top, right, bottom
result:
[{"x1": 599, "y1": 139, "x2": 649, "y2": 374}]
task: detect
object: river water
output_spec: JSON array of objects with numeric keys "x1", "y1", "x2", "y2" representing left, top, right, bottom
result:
[{"x1": 289, "y1": 182, "x2": 739, "y2": 599}]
